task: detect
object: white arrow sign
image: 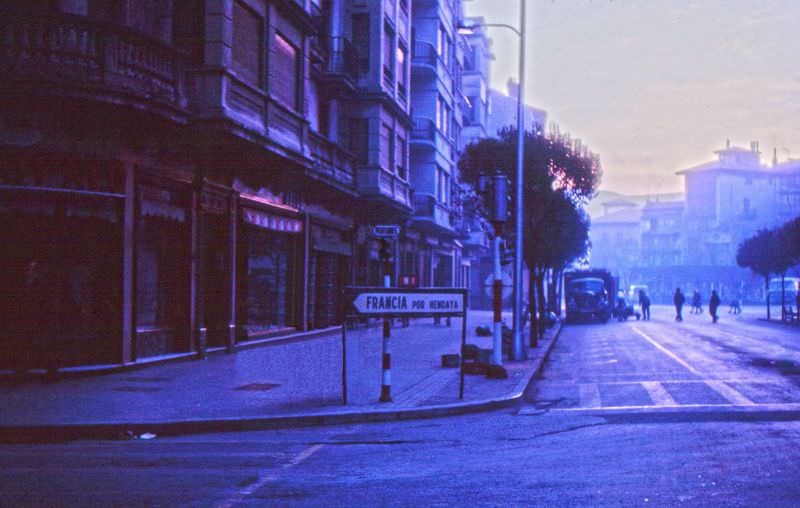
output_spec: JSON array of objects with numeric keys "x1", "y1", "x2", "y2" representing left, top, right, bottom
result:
[{"x1": 351, "y1": 291, "x2": 465, "y2": 316}]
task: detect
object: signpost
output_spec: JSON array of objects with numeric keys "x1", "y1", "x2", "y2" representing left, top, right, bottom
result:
[{"x1": 342, "y1": 287, "x2": 469, "y2": 401}]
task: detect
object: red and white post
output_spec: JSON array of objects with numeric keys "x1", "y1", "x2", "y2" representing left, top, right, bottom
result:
[{"x1": 379, "y1": 239, "x2": 393, "y2": 402}]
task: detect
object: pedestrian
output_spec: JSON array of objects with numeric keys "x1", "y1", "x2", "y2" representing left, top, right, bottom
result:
[
  {"x1": 709, "y1": 290, "x2": 721, "y2": 323},
  {"x1": 638, "y1": 289, "x2": 651, "y2": 321},
  {"x1": 673, "y1": 287, "x2": 685, "y2": 322},
  {"x1": 691, "y1": 290, "x2": 702, "y2": 314}
]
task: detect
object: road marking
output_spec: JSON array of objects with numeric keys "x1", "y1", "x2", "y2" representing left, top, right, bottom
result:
[
  {"x1": 641, "y1": 381, "x2": 677, "y2": 406},
  {"x1": 704, "y1": 380, "x2": 755, "y2": 406},
  {"x1": 578, "y1": 383, "x2": 602, "y2": 407},
  {"x1": 217, "y1": 444, "x2": 324, "y2": 508},
  {"x1": 632, "y1": 326, "x2": 702, "y2": 376}
]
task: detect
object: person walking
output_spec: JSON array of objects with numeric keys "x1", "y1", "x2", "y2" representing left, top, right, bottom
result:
[
  {"x1": 673, "y1": 288, "x2": 685, "y2": 322},
  {"x1": 691, "y1": 290, "x2": 702, "y2": 314},
  {"x1": 709, "y1": 290, "x2": 721, "y2": 323},
  {"x1": 638, "y1": 289, "x2": 651, "y2": 321}
]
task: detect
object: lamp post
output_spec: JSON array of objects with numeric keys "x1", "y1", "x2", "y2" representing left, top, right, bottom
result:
[{"x1": 460, "y1": 0, "x2": 527, "y2": 361}]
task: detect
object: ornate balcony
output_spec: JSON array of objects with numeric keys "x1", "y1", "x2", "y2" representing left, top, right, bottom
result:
[{"x1": 0, "y1": 11, "x2": 187, "y2": 119}]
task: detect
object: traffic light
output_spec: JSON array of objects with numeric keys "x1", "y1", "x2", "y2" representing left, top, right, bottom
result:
[
  {"x1": 378, "y1": 239, "x2": 391, "y2": 261},
  {"x1": 500, "y1": 240, "x2": 514, "y2": 266}
]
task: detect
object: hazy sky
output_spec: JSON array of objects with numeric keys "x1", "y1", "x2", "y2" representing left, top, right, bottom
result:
[{"x1": 463, "y1": 0, "x2": 800, "y2": 195}]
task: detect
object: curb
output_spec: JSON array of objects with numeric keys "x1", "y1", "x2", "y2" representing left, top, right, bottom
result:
[{"x1": 0, "y1": 323, "x2": 563, "y2": 443}]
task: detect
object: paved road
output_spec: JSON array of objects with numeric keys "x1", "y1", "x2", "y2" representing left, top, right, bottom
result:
[{"x1": 3, "y1": 306, "x2": 800, "y2": 507}]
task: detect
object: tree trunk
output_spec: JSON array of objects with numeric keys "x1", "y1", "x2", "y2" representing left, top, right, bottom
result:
[
  {"x1": 528, "y1": 269, "x2": 538, "y2": 347},
  {"x1": 781, "y1": 272, "x2": 786, "y2": 321},
  {"x1": 765, "y1": 275, "x2": 771, "y2": 320},
  {"x1": 537, "y1": 270, "x2": 546, "y2": 341}
]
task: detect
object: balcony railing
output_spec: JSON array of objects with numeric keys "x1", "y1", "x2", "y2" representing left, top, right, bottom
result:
[
  {"x1": 307, "y1": 131, "x2": 355, "y2": 188},
  {"x1": 411, "y1": 118, "x2": 436, "y2": 142},
  {"x1": 413, "y1": 193, "x2": 452, "y2": 230},
  {"x1": 0, "y1": 10, "x2": 186, "y2": 112},
  {"x1": 326, "y1": 36, "x2": 359, "y2": 82},
  {"x1": 412, "y1": 41, "x2": 437, "y2": 68}
]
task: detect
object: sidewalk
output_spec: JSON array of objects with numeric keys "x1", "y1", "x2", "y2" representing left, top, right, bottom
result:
[{"x1": 0, "y1": 311, "x2": 562, "y2": 442}]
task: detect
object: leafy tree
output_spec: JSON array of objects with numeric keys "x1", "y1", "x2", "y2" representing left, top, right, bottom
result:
[
  {"x1": 459, "y1": 127, "x2": 601, "y2": 342},
  {"x1": 737, "y1": 228, "x2": 775, "y2": 318}
]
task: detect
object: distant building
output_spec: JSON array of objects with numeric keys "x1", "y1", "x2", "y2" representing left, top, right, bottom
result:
[
  {"x1": 589, "y1": 205, "x2": 642, "y2": 288},
  {"x1": 486, "y1": 79, "x2": 547, "y2": 138}
]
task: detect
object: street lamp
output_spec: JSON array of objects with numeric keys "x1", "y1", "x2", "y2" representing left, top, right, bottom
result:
[{"x1": 460, "y1": 0, "x2": 527, "y2": 361}]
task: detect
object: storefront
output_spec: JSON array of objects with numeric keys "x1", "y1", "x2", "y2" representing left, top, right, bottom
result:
[
  {"x1": 135, "y1": 178, "x2": 191, "y2": 358},
  {"x1": 238, "y1": 200, "x2": 304, "y2": 339},
  {"x1": 0, "y1": 157, "x2": 124, "y2": 369},
  {"x1": 309, "y1": 223, "x2": 352, "y2": 328}
]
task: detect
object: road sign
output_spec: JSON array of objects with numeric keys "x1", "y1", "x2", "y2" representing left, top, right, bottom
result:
[
  {"x1": 372, "y1": 225, "x2": 400, "y2": 238},
  {"x1": 345, "y1": 287, "x2": 466, "y2": 318},
  {"x1": 484, "y1": 273, "x2": 512, "y2": 300}
]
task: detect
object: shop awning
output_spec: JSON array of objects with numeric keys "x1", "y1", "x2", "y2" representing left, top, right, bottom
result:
[{"x1": 243, "y1": 207, "x2": 303, "y2": 233}]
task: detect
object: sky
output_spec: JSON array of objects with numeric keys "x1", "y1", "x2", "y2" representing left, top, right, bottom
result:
[{"x1": 463, "y1": 0, "x2": 800, "y2": 195}]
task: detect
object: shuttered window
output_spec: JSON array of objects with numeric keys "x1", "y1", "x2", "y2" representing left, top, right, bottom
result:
[
  {"x1": 232, "y1": 1, "x2": 262, "y2": 87},
  {"x1": 273, "y1": 32, "x2": 299, "y2": 109},
  {"x1": 380, "y1": 123, "x2": 392, "y2": 171}
]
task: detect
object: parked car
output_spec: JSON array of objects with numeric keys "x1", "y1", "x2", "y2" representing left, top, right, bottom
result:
[{"x1": 613, "y1": 292, "x2": 641, "y2": 321}]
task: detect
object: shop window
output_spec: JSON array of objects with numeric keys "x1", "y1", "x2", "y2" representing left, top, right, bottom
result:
[
  {"x1": 232, "y1": 0, "x2": 263, "y2": 87},
  {"x1": 243, "y1": 226, "x2": 297, "y2": 335},
  {"x1": 273, "y1": 32, "x2": 299, "y2": 110},
  {"x1": 136, "y1": 185, "x2": 189, "y2": 357}
]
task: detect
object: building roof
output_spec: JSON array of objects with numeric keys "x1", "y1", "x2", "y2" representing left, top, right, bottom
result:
[
  {"x1": 602, "y1": 198, "x2": 637, "y2": 208},
  {"x1": 642, "y1": 200, "x2": 684, "y2": 211},
  {"x1": 592, "y1": 207, "x2": 642, "y2": 224}
]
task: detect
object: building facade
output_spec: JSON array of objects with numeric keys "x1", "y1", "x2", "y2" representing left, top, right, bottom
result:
[{"x1": 0, "y1": 0, "x2": 416, "y2": 370}]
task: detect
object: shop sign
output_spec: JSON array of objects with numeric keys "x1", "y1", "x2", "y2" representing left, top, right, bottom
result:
[
  {"x1": 243, "y1": 208, "x2": 303, "y2": 233},
  {"x1": 372, "y1": 225, "x2": 400, "y2": 238},
  {"x1": 139, "y1": 185, "x2": 186, "y2": 222}
]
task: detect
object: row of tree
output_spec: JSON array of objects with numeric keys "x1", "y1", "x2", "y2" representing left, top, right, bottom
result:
[
  {"x1": 459, "y1": 126, "x2": 601, "y2": 345},
  {"x1": 736, "y1": 216, "x2": 800, "y2": 319}
]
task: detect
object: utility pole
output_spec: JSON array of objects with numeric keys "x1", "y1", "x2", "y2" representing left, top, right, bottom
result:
[{"x1": 482, "y1": 173, "x2": 509, "y2": 366}]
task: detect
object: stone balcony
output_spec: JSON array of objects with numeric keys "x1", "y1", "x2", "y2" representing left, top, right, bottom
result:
[{"x1": 0, "y1": 10, "x2": 187, "y2": 120}]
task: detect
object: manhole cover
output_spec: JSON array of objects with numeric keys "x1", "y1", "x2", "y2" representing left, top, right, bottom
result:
[
  {"x1": 235, "y1": 383, "x2": 280, "y2": 391},
  {"x1": 113, "y1": 386, "x2": 162, "y2": 392}
]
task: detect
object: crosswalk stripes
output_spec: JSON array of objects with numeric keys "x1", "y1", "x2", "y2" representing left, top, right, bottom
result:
[
  {"x1": 641, "y1": 381, "x2": 677, "y2": 406},
  {"x1": 704, "y1": 380, "x2": 755, "y2": 406}
]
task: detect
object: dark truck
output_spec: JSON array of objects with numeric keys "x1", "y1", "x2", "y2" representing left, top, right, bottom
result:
[{"x1": 564, "y1": 270, "x2": 616, "y2": 323}]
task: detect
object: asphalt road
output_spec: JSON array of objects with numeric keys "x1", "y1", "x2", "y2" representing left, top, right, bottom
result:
[{"x1": 2, "y1": 306, "x2": 800, "y2": 507}]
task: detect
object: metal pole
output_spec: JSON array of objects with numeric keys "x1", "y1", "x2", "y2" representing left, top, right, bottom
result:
[
  {"x1": 492, "y1": 227, "x2": 503, "y2": 365},
  {"x1": 512, "y1": 0, "x2": 527, "y2": 361},
  {"x1": 379, "y1": 241, "x2": 393, "y2": 402}
]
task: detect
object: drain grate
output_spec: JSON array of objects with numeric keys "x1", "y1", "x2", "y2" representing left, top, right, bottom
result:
[
  {"x1": 235, "y1": 383, "x2": 280, "y2": 391},
  {"x1": 113, "y1": 386, "x2": 163, "y2": 392}
]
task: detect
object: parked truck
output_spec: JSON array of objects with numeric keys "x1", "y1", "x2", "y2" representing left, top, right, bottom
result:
[{"x1": 564, "y1": 269, "x2": 617, "y2": 323}]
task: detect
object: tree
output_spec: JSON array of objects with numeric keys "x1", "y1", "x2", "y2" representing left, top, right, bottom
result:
[{"x1": 459, "y1": 127, "x2": 601, "y2": 342}]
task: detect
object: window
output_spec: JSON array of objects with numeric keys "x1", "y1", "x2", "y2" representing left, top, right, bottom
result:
[
  {"x1": 232, "y1": 1, "x2": 262, "y2": 87},
  {"x1": 272, "y1": 32, "x2": 299, "y2": 109},
  {"x1": 380, "y1": 123, "x2": 393, "y2": 171},
  {"x1": 437, "y1": 24, "x2": 451, "y2": 69},
  {"x1": 383, "y1": 24, "x2": 395, "y2": 83},
  {"x1": 436, "y1": 95, "x2": 451, "y2": 138},
  {"x1": 397, "y1": 44, "x2": 407, "y2": 98},
  {"x1": 436, "y1": 167, "x2": 449, "y2": 204},
  {"x1": 349, "y1": 118, "x2": 369, "y2": 166},
  {"x1": 352, "y1": 13, "x2": 370, "y2": 75},
  {"x1": 396, "y1": 133, "x2": 407, "y2": 179}
]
